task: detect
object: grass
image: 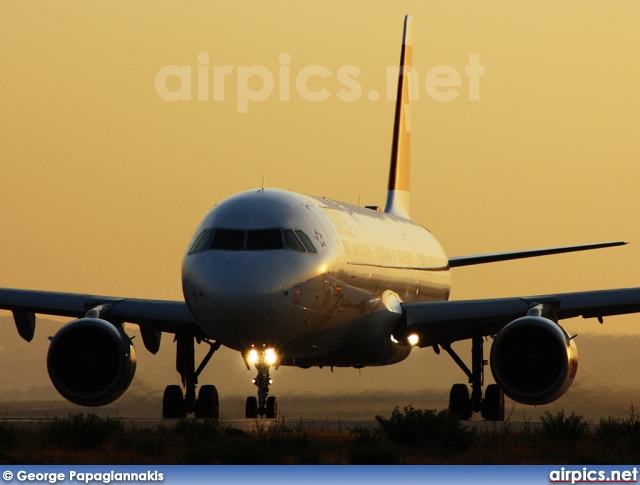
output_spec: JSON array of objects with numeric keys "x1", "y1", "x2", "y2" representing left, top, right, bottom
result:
[
  {"x1": 2, "y1": 408, "x2": 640, "y2": 464},
  {"x1": 42, "y1": 413, "x2": 125, "y2": 450}
]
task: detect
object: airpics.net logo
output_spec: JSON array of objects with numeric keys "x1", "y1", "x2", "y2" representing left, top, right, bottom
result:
[{"x1": 155, "y1": 53, "x2": 484, "y2": 113}]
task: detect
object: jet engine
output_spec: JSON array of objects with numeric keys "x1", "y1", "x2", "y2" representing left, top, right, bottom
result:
[
  {"x1": 47, "y1": 317, "x2": 137, "y2": 407},
  {"x1": 490, "y1": 315, "x2": 578, "y2": 405}
]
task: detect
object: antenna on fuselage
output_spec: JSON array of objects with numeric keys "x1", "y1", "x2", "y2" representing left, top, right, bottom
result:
[{"x1": 384, "y1": 14, "x2": 413, "y2": 220}]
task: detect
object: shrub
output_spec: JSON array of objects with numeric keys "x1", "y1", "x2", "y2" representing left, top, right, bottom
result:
[
  {"x1": 597, "y1": 416, "x2": 627, "y2": 443},
  {"x1": 375, "y1": 406, "x2": 475, "y2": 452},
  {"x1": 536, "y1": 410, "x2": 590, "y2": 441},
  {"x1": 596, "y1": 405, "x2": 640, "y2": 452},
  {"x1": 599, "y1": 406, "x2": 640, "y2": 436}
]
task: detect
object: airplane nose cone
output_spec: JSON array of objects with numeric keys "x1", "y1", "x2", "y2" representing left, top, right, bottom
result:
[
  {"x1": 185, "y1": 250, "x2": 285, "y2": 297},
  {"x1": 182, "y1": 250, "x2": 314, "y2": 350}
]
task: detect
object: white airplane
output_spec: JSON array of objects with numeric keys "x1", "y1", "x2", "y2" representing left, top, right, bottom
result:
[{"x1": 1, "y1": 15, "x2": 639, "y2": 421}]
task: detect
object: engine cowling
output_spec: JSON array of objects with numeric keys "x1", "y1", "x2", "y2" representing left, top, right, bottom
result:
[
  {"x1": 47, "y1": 318, "x2": 137, "y2": 407},
  {"x1": 490, "y1": 316, "x2": 578, "y2": 405}
]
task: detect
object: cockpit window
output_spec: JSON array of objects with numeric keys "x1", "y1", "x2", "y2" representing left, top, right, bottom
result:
[
  {"x1": 188, "y1": 227, "x2": 318, "y2": 254},
  {"x1": 189, "y1": 229, "x2": 215, "y2": 254},
  {"x1": 246, "y1": 229, "x2": 283, "y2": 250},
  {"x1": 283, "y1": 230, "x2": 305, "y2": 252},
  {"x1": 211, "y1": 229, "x2": 245, "y2": 250},
  {"x1": 295, "y1": 230, "x2": 317, "y2": 253}
]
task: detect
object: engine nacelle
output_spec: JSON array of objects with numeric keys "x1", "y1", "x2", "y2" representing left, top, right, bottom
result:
[
  {"x1": 490, "y1": 316, "x2": 578, "y2": 405},
  {"x1": 47, "y1": 318, "x2": 137, "y2": 407}
]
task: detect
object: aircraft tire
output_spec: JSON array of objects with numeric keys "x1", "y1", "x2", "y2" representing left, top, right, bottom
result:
[
  {"x1": 266, "y1": 396, "x2": 278, "y2": 419},
  {"x1": 163, "y1": 385, "x2": 185, "y2": 419},
  {"x1": 482, "y1": 384, "x2": 505, "y2": 421},
  {"x1": 195, "y1": 384, "x2": 219, "y2": 419},
  {"x1": 449, "y1": 383, "x2": 472, "y2": 420},
  {"x1": 245, "y1": 396, "x2": 258, "y2": 419}
]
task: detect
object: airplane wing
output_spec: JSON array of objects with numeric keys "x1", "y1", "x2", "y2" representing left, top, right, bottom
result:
[
  {"x1": 400, "y1": 287, "x2": 640, "y2": 347},
  {"x1": 448, "y1": 241, "x2": 627, "y2": 267},
  {"x1": 0, "y1": 288, "x2": 203, "y2": 343}
]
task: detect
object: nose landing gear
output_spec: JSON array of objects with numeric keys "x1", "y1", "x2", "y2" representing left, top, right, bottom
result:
[{"x1": 244, "y1": 348, "x2": 279, "y2": 419}]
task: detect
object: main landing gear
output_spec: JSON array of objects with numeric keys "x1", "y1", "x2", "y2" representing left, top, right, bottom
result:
[
  {"x1": 441, "y1": 329, "x2": 505, "y2": 421},
  {"x1": 244, "y1": 349, "x2": 278, "y2": 419},
  {"x1": 162, "y1": 333, "x2": 221, "y2": 419}
]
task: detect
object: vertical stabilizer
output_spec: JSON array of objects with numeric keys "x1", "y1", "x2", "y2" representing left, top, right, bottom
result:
[{"x1": 384, "y1": 14, "x2": 413, "y2": 220}]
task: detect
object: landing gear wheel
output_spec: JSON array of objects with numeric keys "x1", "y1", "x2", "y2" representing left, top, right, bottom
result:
[
  {"x1": 266, "y1": 396, "x2": 278, "y2": 419},
  {"x1": 449, "y1": 383, "x2": 472, "y2": 420},
  {"x1": 482, "y1": 384, "x2": 505, "y2": 421},
  {"x1": 245, "y1": 396, "x2": 258, "y2": 419},
  {"x1": 195, "y1": 385, "x2": 219, "y2": 419},
  {"x1": 163, "y1": 385, "x2": 185, "y2": 419}
]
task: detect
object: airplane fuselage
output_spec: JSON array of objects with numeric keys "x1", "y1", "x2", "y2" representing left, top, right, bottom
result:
[{"x1": 181, "y1": 188, "x2": 451, "y2": 368}]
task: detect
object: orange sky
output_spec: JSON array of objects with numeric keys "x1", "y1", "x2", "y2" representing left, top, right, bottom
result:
[{"x1": 2, "y1": 1, "x2": 640, "y2": 414}]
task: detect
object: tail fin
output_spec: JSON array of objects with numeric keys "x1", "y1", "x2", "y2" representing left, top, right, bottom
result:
[{"x1": 384, "y1": 14, "x2": 413, "y2": 220}]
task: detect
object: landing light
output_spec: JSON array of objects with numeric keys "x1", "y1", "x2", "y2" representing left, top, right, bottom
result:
[
  {"x1": 408, "y1": 334, "x2": 419, "y2": 346},
  {"x1": 265, "y1": 348, "x2": 278, "y2": 365},
  {"x1": 248, "y1": 349, "x2": 259, "y2": 364}
]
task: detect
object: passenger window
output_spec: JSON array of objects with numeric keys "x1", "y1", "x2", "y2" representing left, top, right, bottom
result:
[
  {"x1": 189, "y1": 229, "x2": 216, "y2": 254},
  {"x1": 246, "y1": 229, "x2": 283, "y2": 250},
  {"x1": 211, "y1": 230, "x2": 245, "y2": 250},
  {"x1": 295, "y1": 230, "x2": 317, "y2": 253},
  {"x1": 284, "y1": 230, "x2": 305, "y2": 252}
]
